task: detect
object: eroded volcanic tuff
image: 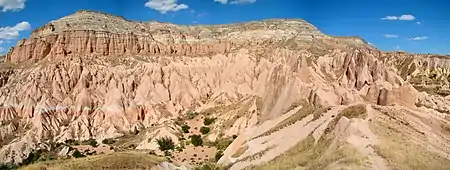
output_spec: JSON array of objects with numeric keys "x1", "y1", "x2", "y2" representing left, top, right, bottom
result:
[{"x1": 1, "y1": 10, "x2": 450, "y2": 169}]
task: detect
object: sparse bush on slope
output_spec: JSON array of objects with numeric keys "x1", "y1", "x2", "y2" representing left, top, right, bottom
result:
[
  {"x1": 156, "y1": 136, "x2": 175, "y2": 151},
  {"x1": 182, "y1": 124, "x2": 191, "y2": 133},
  {"x1": 200, "y1": 127, "x2": 210, "y2": 134},
  {"x1": 190, "y1": 135, "x2": 203, "y2": 147}
]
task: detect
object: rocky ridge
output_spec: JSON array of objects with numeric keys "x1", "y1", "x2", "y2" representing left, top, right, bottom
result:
[{"x1": 1, "y1": 10, "x2": 450, "y2": 169}]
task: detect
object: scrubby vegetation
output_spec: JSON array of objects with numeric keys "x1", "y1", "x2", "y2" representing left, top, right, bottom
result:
[
  {"x1": 102, "y1": 138, "x2": 116, "y2": 145},
  {"x1": 215, "y1": 150, "x2": 224, "y2": 161},
  {"x1": 200, "y1": 127, "x2": 210, "y2": 134},
  {"x1": 21, "y1": 150, "x2": 45, "y2": 166},
  {"x1": 182, "y1": 124, "x2": 191, "y2": 133},
  {"x1": 194, "y1": 162, "x2": 226, "y2": 170},
  {"x1": 190, "y1": 135, "x2": 203, "y2": 147},
  {"x1": 82, "y1": 138, "x2": 98, "y2": 147},
  {"x1": 203, "y1": 117, "x2": 216, "y2": 126},
  {"x1": 156, "y1": 136, "x2": 175, "y2": 151},
  {"x1": 20, "y1": 152, "x2": 165, "y2": 170},
  {"x1": 187, "y1": 110, "x2": 199, "y2": 120},
  {"x1": 0, "y1": 163, "x2": 18, "y2": 170},
  {"x1": 206, "y1": 137, "x2": 234, "y2": 150},
  {"x1": 64, "y1": 139, "x2": 80, "y2": 145},
  {"x1": 20, "y1": 146, "x2": 63, "y2": 166},
  {"x1": 72, "y1": 149, "x2": 85, "y2": 158}
]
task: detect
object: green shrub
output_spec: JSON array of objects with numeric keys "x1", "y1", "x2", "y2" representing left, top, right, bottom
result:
[
  {"x1": 156, "y1": 136, "x2": 175, "y2": 151},
  {"x1": 213, "y1": 138, "x2": 234, "y2": 150},
  {"x1": 175, "y1": 146, "x2": 183, "y2": 152},
  {"x1": 203, "y1": 117, "x2": 216, "y2": 125},
  {"x1": 182, "y1": 125, "x2": 191, "y2": 133},
  {"x1": 21, "y1": 150, "x2": 43, "y2": 165},
  {"x1": 164, "y1": 150, "x2": 172, "y2": 157},
  {"x1": 82, "y1": 138, "x2": 98, "y2": 147},
  {"x1": 102, "y1": 138, "x2": 116, "y2": 145},
  {"x1": 190, "y1": 135, "x2": 203, "y2": 147},
  {"x1": 200, "y1": 127, "x2": 210, "y2": 135},
  {"x1": 195, "y1": 163, "x2": 222, "y2": 170},
  {"x1": 187, "y1": 110, "x2": 199, "y2": 120},
  {"x1": 175, "y1": 117, "x2": 184, "y2": 126},
  {"x1": 65, "y1": 139, "x2": 80, "y2": 145},
  {"x1": 215, "y1": 150, "x2": 224, "y2": 161},
  {"x1": 0, "y1": 163, "x2": 18, "y2": 170},
  {"x1": 127, "y1": 144, "x2": 136, "y2": 149},
  {"x1": 72, "y1": 150, "x2": 85, "y2": 158}
]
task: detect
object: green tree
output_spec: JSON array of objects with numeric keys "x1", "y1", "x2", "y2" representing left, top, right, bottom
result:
[
  {"x1": 200, "y1": 126, "x2": 210, "y2": 134},
  {"x1": 72, "y1": 149, "x2": 85, "y2": 158},
  {"x1": 182, "y1": 124, "x2": 191, "y2": 133},
  {"x1": 203, "y1": 117, "x2": 216, "y2": 125},
  {"x1": 65, "y1": 139, "x2": 80, "y2": 145},
  {"x1": 215, "y1": 150, "x2": 224, "y2": 161},
  {"x1": 190, "y1": 135, "x2": 203, "y2": 147},
  {"x1": 82, "y1": 138, "x2": 98, "y2": 147},
  {"x1": 102, "y1": 138, "x2": 116, "y2": 145},
  {"x1": 21, "y1": 149, "x2": 43, "y2": 165},
  {"x1": 0, "y1": 163, "x2": 18, "y2": 170},
  {"x1": 156, "y1": 136, "x2": 175, "y2": 151}
]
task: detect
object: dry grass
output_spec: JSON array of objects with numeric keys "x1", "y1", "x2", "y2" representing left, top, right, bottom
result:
[
  {"x1": 231, "y1": 145, "x2": 248, "y2": 158},
  {"x1": 339, "y1": 104, "x2": 368, "y2": 120},
  {"x1": 253, "y1": 105, "x2": 327, "y2": 139},
  {"x1": 247, "y1": 105, "x2": 370, "y2": 170},
  {"x1": 323, "y1": 104, "x2": 367, "y2": 135},
  {"x1": 370, "y1": 110, "x2": 450, "y2": 170},
  {"x1": 239, "y1": 146, "x2": 275, "y2": 163},
  {"x1": 247, "y1": 135, "x2": 368, "y2": 170},
  {"x1": 20, "y1": 152, "x2": 165, "y2": 170},
  {"x1": 373, "y1": 138, "x2": 450, "y2": 170}
]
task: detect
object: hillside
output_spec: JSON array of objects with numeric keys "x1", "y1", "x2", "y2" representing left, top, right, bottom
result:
[{"x1": 1, "y1": 10, "x2": 450, "y2": 170}]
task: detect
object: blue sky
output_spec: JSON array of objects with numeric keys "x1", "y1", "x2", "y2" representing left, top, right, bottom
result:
[{"x1": 0, "y1": 0, "x2": 449, "y2": 55}]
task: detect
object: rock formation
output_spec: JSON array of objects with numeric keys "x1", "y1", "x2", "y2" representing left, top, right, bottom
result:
[{"x1": 1, "y1": 10, "x2": 450, "y2": 169}]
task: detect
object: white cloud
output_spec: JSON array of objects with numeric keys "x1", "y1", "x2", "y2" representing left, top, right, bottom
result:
[
  {"x1": 382, "y1": 34, "x2": 399, "y2": 38},
  {"x1": 381, "y1": 14, "x2": 415, "y2": 21},
  {"x1": 214, "y1": 0, "x2": 256, "y2": 4},
  {"x1": 408, "y1": 36, "x2": 428, "y2": 41},
  {"x1": 381, "y1": 16, "x2": 398, "y2": 20},
  {"x1": 214, "y1": 0, "x2": 228, "y2": 4},
  {"x1": 399, "y1": 14, "x2": 415, "y2": 20},
  {"x1": 231, "y1": 0, "x2": 256, "y2": 4},
  {"x1": 145, "y1": 0, "x2": 188, "y2": 14},
  {"x1": 416, "y1": 21, "x2": 421, "y2": 25},
  {"x1": 0, "y1": 0, "x2": 26, "y2": 12},
  {"x1": 0, "y1": 21, "x2": 31, "y2": 40}
]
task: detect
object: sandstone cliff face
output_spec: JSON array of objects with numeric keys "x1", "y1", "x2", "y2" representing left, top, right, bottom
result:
[
  {"x1": 5, "y1": 10, "x2": 328, "y2": 64},
  {"x1": 1, "y1": 10, "x2": 450, "y2": 168}
]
